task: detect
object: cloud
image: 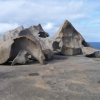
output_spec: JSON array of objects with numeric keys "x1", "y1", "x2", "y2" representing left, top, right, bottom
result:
[
  {"x1": 43, "y1": 23, "x2": 54, "y2": 30},
  {"x1": 43, "y1": 23, "x2": 59, "y2": 37},
  {"x1": 0, "y1": 0, "x2": 100, "y2": 41},
  {"x1": 72, "y1": 23, "x2": 100, "y2": 42},
  {"x1": 0, "y1": 23, "x2": 19, "y2": 35},
  {"x1": 69, "y1": 14, "x2": 89, "y2": 20}
]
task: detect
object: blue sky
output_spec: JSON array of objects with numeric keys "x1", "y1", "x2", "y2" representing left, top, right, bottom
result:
[{"x1": 0, "y1": 0, "x2": 100, "y2": 42}]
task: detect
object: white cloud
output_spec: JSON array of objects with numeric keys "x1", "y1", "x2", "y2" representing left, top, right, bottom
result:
[
  {"x1": 0, "y1": 23, "x2": 19, "y2": 35},
  {"x1": 43, "y1": 23, "x2": 59, "y2": 37},
  {"x1": 69, "y1": 14, "x2": 89, "y2": 20},
  {"x1": 43, "y1": 23, "x2": 54, "y2": 30}
]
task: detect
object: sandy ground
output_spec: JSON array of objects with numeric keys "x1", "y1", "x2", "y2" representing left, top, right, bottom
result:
[{"x1": 0, "y1": 55, "x2": 100, "y2": 100}]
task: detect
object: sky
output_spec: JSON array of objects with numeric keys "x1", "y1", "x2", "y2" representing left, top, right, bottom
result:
[{"x1": 0, "y1": 0, "x2": 100, "y2": 42}]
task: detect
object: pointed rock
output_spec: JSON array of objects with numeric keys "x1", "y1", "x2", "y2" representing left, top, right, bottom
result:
[
  {"x1": 29, "y1": 24, "x2": 49, "y2": 38},
  {"x1": 0, "y1": 24, "x2": 50, "y2": 64},
  {"x1": 53, "y1": 20, "x2": 91, "y2": 55}
]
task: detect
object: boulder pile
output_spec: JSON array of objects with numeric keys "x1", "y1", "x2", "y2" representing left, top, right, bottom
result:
[{"x1": 0, "y1": 20, "x2": 99, "y2": 65}]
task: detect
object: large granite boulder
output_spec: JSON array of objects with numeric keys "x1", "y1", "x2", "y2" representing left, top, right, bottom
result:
[
  {"x1": 36, "y1": 37, "x2": 53, "y2": 60},
  {"x1": 53, "y1": 20, "x2": 91, "y2": 55},
  {"x1": 23, "y1": 25, "x2": 53, "y2": 60},
  {"x1": 82, "y1": 47, "x2": 100, "y2": 58},
  {"x1": 0, "y1": 24, "x2": 49, "y2": 43},
  {"x1": 20, "y1": 25, "x2": 53, "y2": 60},
  {"x1": 0, "y1": 24, "x2": 53, "y2": 65},
  {"x1": 0, "y1": 36, "x2": 45, "y2": 65}
]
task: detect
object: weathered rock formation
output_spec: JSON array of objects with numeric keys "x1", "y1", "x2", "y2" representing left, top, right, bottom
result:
[
  {"x1": 0, "y1": 24, "x2": 49, "y2": 44},
  {"x1": 0, "y1": 24, "x2": 53, "y2": 65},
  {"x1": 0, "y1": 35, "x2": 45, "y2": 65},
  {"x1": 0, "y1": 20, "x2": 99, "y2": 65},
  {"x1": 19, "y1": 24, "x2": 53, "y2": 60},
  {"x1": 53, "y1": 20, "x2": 91, "y2": 55},
  {"x1": 82, "y1": 47, "x2": 100, "y2": 58},
  {"x1": 22, "y1": 25, "x2": 53, "y2": 60},
  {"x1": 0, "y1": 26, "x2": 24, "y2": 45},
  {"x1": 36, "y1": 37, "x2": 53, "y2": 60},
  {"x1": 11, "y1": 50, "x2": 29, "y2": 65},
  {"x1": 28, "y1": 24, "x2": 49, "y2": 38}
]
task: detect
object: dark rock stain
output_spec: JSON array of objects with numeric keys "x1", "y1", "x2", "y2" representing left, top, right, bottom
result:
[{"x1": 28, "y1": 73, "x2": 39, "y2": 76}]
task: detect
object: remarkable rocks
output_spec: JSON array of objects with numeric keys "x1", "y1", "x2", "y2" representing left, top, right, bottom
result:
[
  {"x1": 82, "y1": 47, "x2": 100, "y2": 58},
  {"x1": 0, "y1": 26, "x2": 24, "y2": 45},
  {"x1": 11, "y1": 50, "x2": 29, "y2": 65},
  {"x1": 0, "y1": 36, "x2": 45, "y2": 64},
  {"x1": 0, "y1": 39, "x2": 14, "y2": 64},
  {"x1": 53, "y1": 20, "x2": 91, "y2": 55},
  {"x1": 24, "y1": 24, "x2": 53, "y2": 60},
  {"x1": 36, "y1": 37, "x2": 53, "y2": 60},
  {"x1": 0, "y1": 24, "x2": 52, "y2": 65},
  {"x1": 19, "y1": 24, "x2": 53, "y2": 60},
  {"x1": 0, "y1": 20, "x2": 99, "y2": 65},
  {"x1": 0, "y1": 20, "x2": 100, "y2": 100},
  {"x1": 28, "y1": 24, "x2": 49, "y2": 38}
]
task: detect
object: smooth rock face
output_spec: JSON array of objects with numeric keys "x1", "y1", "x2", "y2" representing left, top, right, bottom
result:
[
  {"x1": 36, "y1": 37, "x2": 53, "y2": 60},
  {"x1": 82, "y1": 47, "x2": 100, "y2": 58},
  {"x1": 0, "y1": 39, "x2": 14, "y2": 64},
  {"x1": 10, "y1": 37, "x2": 45, "y2": 64},
  {"x1": 61, "y1": 46, "x2": 82, "y2": 55},
  {"x1": 21, "y1": 26, "x2": 53, "y2": 60},
  {"x1": 0, "y1": 20, "x2": 100, "y2": 99},
  {"x1": 0, "y1": 24, "x2": 49, "y2": 44},
  {"x1": 11, "y1": 50, "x2": 29, "y2": 65},
  {"x1": 25, "y1": 24, "x2": 53, "y2": 60},
  {"x1": 17, "y1": 24, "x2": 52, "y2": 61},
  {"x1": 0, "y1": 26, "x2": 24, "y2": 44},
  {"x1": 53, "y1": 20, "x2": 91, "y2": 55},
  {"x1": 0, "y1": 19, "x2": 98, "y2": 65},
  {"x1": 0, "y1": 24, "x2": 52, "y2": 65},
  {"x1": 0, "y1": 55, "x2": 100, "y2": 100},
  {"x1": 0, "y1": 36, "x2": 45, "y2": 65}
]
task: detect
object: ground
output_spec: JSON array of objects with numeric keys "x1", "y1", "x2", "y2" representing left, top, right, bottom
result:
[{"x1": 0, "y1": 55, "x2": 100, "y2": 100}]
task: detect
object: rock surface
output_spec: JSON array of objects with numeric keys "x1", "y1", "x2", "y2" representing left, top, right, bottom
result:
[
  {"x1": 0, "y1": 24, "x2": 51, "y2": 64},
  {"x1": 0, "y1": 39, "x2": 14, "y2": 64},
  {"x1": 28, "y1": 24, "x2": 49, "y2": 38},
  {"x1": 53, "y1": 20, "x2": 91, "y2": 55},
  {"x1": 0, "y1": 24, "x2": 49, "y2": 43},
  {"x1": 0, "y1": 19, "x2": 99, "y2": 65},
  {"x1": 82, "y1": 47, "x2": 100, "y2": 58},
  {"x1": 0, "y1": 55, "x2": 100, "y2": 100},
  {"x1": 36, "y1": 37, "x2": 53, "y2": 60},
  {"x1": 0, "y1": 26, "x2": 24, "y2": 44},
  {"x1": 11, "y1": 50, "x2": 29, "y2": 65},
  {"x1": 0, "y1": 36, "x2": 45, "y2": 65},
  {"x1": 0, "y1": 19, "x2": 100, "y2": 99}
]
